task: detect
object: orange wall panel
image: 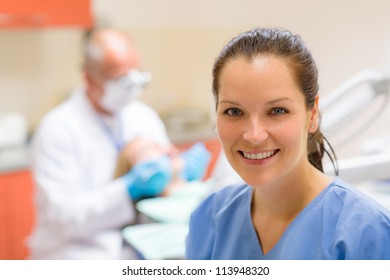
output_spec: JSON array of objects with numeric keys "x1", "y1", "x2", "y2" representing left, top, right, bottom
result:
[
  {"x1": 0, "y1": 0, "x2": 92, "y2": 28},
  {"x1": 0, "y1": 178, "x2": 10, "y2": 259},
  {"x1": 0, "y1": 170, "x2": 35, "y2": 259}
]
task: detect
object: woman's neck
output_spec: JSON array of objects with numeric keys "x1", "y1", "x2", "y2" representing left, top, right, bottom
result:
[
  {"x1": 250, "y1": 164, "x2": 333, "y2": 255},
  {"x1": 251, "y1": 164, "x2": 332, "y2": 221}
]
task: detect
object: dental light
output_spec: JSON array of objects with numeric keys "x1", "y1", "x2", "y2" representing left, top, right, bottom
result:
[
  {"x1": 321, "y1": 69, "x2": 390, "y2": 135},
  {"x1": 321, "y1": 69, "x2": 390, "y2": 182}
]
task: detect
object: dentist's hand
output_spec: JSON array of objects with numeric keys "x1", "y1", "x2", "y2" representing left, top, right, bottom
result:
[
  {"x1": 123, "y1": 156, "x2": 172, "y2": 200},
  {"x1": 180, "y1": 142, "x2": 211, "y2": 181}
]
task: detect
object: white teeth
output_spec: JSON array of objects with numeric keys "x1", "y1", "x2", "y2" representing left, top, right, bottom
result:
[{"x1": 243, "y1": 150, "x2": 276, "y2": 160}]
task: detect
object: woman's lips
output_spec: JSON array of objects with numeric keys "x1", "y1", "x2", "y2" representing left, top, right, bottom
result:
[{"x1": 240, "y1": 149, "x2": 280, "y2": 160}]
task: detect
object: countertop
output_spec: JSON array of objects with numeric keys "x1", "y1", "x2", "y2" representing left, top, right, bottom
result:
[{"x1": 166, "y1": 123, "x2": 216, "y2": 144}]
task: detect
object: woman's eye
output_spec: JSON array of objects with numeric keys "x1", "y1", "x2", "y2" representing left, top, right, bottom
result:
[
  {"x1": 225, "y1": 108, "x2": 242, "y2": 116},
  {"x1": 271, "y1": 108, "x2": 287, "y2": 115}
]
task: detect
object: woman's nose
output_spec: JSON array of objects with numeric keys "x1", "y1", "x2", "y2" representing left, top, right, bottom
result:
[{"x1": 242, "y1": 119, "x2": 269, "y2": 144}]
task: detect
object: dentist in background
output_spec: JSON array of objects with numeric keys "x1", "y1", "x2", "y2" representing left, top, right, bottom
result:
[{"x1": 28, "y1": 28, "x2": 210, "y2": 259}]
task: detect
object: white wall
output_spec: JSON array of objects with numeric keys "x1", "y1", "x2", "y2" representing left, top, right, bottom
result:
[{"x1": 1, "y1": 0, "x2": 390, "y2": 157}]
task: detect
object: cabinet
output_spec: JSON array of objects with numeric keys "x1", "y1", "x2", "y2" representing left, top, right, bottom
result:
[
  {"x1": 0, "y1": 170, "x2": 34, "y2": 260},
  {"x1": 0, "y1": 0, "x2": 92, "y2": 28}
]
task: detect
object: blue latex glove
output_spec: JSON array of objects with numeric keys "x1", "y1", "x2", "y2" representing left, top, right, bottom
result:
[
  {"x1": 180, "y1": 142, "x2": 211, "y2": 181},
  {"x1": 123, "y1": 156, "x2": 172, "y2": 200}
]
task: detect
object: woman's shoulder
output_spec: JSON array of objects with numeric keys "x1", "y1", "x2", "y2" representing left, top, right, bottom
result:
[
  {"x1": 323, "y1": 178, "x2": 390, "y2": 259},
  {"x1": 206, "y1": 183, "x2": 251, "y2": 207},
  {"x1": 186, "y1": 183, "x2": 252, "y2": 259},
  {"x1": 324, "y1": 177, "x2": 390, "y2": 230},
  {"x1": 192, "y1": 183, "x2": 251, "y2": 216}
]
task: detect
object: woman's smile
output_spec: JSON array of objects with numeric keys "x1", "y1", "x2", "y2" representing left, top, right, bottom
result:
[{"x1": 239, "y1": 149, "x2": 280, "y2": 162}]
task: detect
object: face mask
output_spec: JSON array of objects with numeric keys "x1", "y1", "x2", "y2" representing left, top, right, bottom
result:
[{"x1": 101, "y1": 70, "x2": 152, "y2": 112}]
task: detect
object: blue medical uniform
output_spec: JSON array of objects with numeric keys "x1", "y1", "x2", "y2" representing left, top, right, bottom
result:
[{"x1": 186, "y1": 178, "x2": 390, "y2": 259}]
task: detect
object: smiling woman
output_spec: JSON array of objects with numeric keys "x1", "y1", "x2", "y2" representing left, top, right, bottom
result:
[
  {"x1": 215, "y1": 55, "x2": 317, "y2": 189},
  {"x1": 185, "y1": 27, "x2": 390, "y2": 260}
]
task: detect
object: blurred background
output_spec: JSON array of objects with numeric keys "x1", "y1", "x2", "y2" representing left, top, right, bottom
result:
[{"x1": 1, "y1": 0, "x2": 390, "y2": 259}]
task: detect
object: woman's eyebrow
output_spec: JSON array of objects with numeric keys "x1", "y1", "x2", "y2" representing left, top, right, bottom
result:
[
  {"x1": 266, "y1": 97, "x2": 294, "y2": 105},
  {"x1": 219, "y1": 98, "x2": 294, "y2": 106},
  {"x1": 218, "y1": 100, "x2": 240, "y2": 105}
]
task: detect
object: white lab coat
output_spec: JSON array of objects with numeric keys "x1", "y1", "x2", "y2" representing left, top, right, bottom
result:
[{"x1": 28, "y1": 89, "x2": 170, "y2": 259}]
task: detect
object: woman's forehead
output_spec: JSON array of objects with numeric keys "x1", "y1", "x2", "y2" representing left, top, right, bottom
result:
[{"x1": 219, "y1": 56, "x2": 299, "y2": 93}]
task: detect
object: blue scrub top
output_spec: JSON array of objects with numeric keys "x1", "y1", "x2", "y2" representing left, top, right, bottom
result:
[{"x1": 186, "y1": 178, "x2": 390, "y2": 259}]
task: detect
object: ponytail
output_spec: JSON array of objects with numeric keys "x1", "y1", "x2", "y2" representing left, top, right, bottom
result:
[{"x1": 308, "y1": 129, "x2": 339, "y2": 175}]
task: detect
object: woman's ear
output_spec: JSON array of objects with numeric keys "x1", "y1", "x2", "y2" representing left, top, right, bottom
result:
[{"x1": 308, "y1": 95, "x2": 319, "y2": 133}]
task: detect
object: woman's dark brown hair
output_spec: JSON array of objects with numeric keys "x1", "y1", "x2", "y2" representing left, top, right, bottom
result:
[{"x1": 212, "y1": 27, "x2": 338, "y2": 174}]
